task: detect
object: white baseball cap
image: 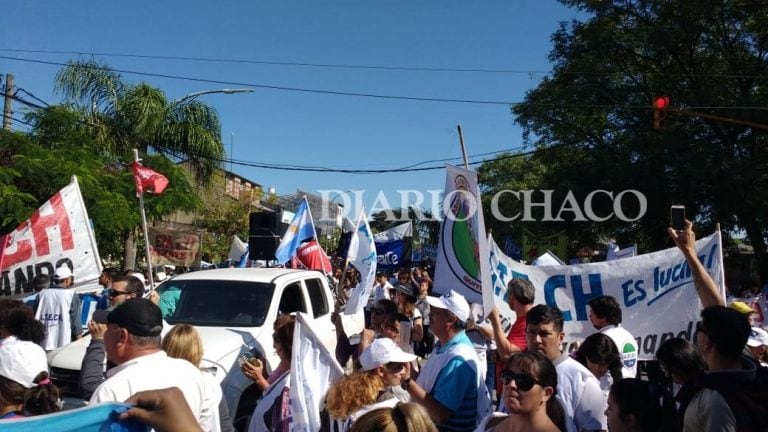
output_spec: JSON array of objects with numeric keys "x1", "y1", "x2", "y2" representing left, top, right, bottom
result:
[
  {"x1": 128, "y1": 272, "x2": 147, "y2": 286},
  {"x1": 359, "y1": 338, "x2": 417, "y2": 371},
  {"x1": 0, "y1": 340, "x2": 49, "y2": 388},
  {"x1": 54, "y1": 265, "x2": 73, "y2": 280},
  {"x1": 426, "y1": 289, "x2": 471, "y2": 322},
  {"x1": 747, "y1": 327, "x2": 768, "y2": 347}
]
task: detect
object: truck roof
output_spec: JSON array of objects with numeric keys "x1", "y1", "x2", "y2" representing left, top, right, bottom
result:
[{"x1": 167, "y1": 267, "x2": 326, "y2": 283}]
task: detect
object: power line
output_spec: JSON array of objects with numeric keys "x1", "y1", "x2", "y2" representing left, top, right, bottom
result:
[
  {"x1": 5, "y1": 56, "x2": 768, "y2": 111},
  {"x1": 3, "y1": 48, "x2": 768, "y2": 80},
  {"x1": 0, "y1": 55, "x2": 518, "y2": 106},
  {"x1": 0, "y1": 48, "x2": 548, "y2": 75}
]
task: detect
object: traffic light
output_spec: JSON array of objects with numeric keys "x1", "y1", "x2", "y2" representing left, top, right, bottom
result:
[{"x1": 653, "y1": 96, "x2": 670, "y2": 130}]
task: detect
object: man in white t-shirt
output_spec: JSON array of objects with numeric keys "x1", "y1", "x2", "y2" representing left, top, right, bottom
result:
[
  {"x1": 587, "y1": 295, "x2": 638, "y2": 378},
  {"x1": 526, "y1": 304, "x2": 607, "y2": 432},
  {"x1": 90, "y1": 299, "x2": 220, "y2": 431}
]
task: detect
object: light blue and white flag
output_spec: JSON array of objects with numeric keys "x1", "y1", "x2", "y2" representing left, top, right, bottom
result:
[
  {"x1": 275, "y1": 197, "x2": 316, "y2": 264},
  {"x1": 4, "y1": 403, "x2": 145, "y2": 432},
  {"x1": 227, "y1": 235, "x2": 249, "y2": 267},
  {"x1": 290, "y1": 312, "x2": 345, "y2": 432},
  {"x1": 344, "y1": 209, "x2": 377, "y2": 315}
]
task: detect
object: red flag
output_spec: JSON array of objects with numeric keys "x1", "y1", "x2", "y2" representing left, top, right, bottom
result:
[
  {"x1": 132, "y1": 162, "x2": 169, "y2": 195},
  {"x1": 296, "y1": 240, "x2": 332, "y2": 274}
]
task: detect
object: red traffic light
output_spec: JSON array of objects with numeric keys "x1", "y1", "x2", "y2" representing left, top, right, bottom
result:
[{"x1": 654, "y1": 96, "x2": 670, "y2": 109}]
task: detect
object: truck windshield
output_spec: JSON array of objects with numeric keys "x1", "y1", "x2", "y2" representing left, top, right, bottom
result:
[{"x1": 158, "y1": 279, "x2": 274, "y2": 327}]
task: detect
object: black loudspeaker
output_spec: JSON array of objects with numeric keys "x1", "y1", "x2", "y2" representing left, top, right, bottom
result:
[
  {"x1": 249, "y1": 229, "x2": 280, "y2": 261},
  {"x1": 249, "y1": 211, "x2": 279, "y2": 235}
]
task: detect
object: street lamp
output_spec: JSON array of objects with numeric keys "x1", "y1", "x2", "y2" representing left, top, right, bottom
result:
[{"x1": 173, "y1": 88, "x2": 254, "y2": 103}]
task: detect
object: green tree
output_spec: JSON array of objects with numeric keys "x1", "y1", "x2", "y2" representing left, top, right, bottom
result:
[
  {"x1": 499, "y1": 0, "x2": 768, "y2": 276},
  {"x1": 0, "y1": 130, "x2": 198, "y2": 267},
  {"x1": 46, "y1": 59, "x2": 224, "y2": 268},
  {"x1": 194, "y1": 173, "x2": 255, "y2": 262}
]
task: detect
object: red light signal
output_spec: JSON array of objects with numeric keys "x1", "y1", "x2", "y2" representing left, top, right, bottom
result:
[{"x1": 653, "y1": 96, "x2": 670, "y2": 129}]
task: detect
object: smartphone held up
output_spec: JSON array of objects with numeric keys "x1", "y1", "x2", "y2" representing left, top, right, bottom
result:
[{"x1": 670, "y1": 205, "x2": 685, "y2": 231}]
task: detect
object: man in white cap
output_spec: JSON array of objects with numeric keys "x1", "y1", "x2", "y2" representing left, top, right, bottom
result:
[
  {"x1": 402, "y1": 289, "x2": 490, "y2": 431},
  {"x1": 34, "y1": 264, "x2": 83, "y2": 350}
]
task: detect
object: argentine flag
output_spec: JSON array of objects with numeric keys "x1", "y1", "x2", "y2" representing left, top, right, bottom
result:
[{"x1": 275, "y1": 197, "x2": 316, "y2": 264}]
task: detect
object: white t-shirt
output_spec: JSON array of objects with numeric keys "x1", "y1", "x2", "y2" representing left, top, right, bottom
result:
[
  {"x1": 35, "y1": 287, "x2": 76, "y2": 350},
  {"x1": 683, "y1": 388, "x2": 736, "y2": 432},
  {"x1": 90, "y1": 351, "x2": 220, "y2": 432},
  {"x1": 600, "y1": 324, "x2": 638, "y2": 378},
  {"x1": 553, "y1": 353, "x2": 608, "y2": 432}
]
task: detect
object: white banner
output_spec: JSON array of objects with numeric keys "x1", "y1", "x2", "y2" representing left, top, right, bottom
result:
[
  {"x1": 433, "y1": 165, "x2": 492, "y2": 313},
  {"x1": 290, "y1": 312, "x2": 345, "y2": 432},
  {"x1": 344, "y1": 209, "x2": 377, "y2": 315},
  {"x1": 0, "y1": 177, "x2": 102, "y2": 296},
  {"x1": 373, "y1": 221, "x2": 412, "y2": 242},
  {"x1": 487, "y1": 232, "x2": 725, "y2": 360}
]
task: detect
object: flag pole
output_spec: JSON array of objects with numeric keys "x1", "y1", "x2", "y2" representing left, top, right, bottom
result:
[
  {"x1": 133, "y1": 149, "x2": 155, "y2": 290},
  {"x1": 457, "y1": 124, "x2": 470, "y2": 169}
]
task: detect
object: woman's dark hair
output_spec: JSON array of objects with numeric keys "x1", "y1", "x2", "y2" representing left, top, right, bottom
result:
[
  {"x1": 610, "y1": 378, "x2": 665, "y2": 432},
  {"x1": 0, "y1": 371, "x2": 60, "y2": 415},
  {"x1": 376, "y1": 299, "x2": 399, "y2": 316},
  {"x1": 574, "y1": 333, "x2": 623, "y2": 384},
  {"x1": 0, "y1": 299, "x2": 45, "y2": 345},
  {"x1": 273, "y1": 314, "x2": 296, "y2": 358},
  {"x1": 507, "y1": 351, "x2": 566, "y2": 432},
  {"x1": 655, "y1": 338, "x2": 706, "y2": 382}
]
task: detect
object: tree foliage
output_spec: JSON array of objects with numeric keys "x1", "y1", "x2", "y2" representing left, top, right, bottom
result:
[
  {"x1": 53, "y1": 59, "x2": 225, "y2": 183},
  {"x1": 482, "y1": 0, "x2": 768, "y2": 278},
  {"x1": 0, "y1": 120, "x2": 199, "y2": 268}
]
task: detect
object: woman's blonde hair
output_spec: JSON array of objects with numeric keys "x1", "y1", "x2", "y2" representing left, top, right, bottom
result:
[
  {"x1": 350, "y1": 403, "x2": 437, "y2": 432},
  {"x1": 162, "y1": 324, "x2": 204, "y2": 366},
  {"x1": 325, "y1": 369, "x2": 384, "y2": 419}
]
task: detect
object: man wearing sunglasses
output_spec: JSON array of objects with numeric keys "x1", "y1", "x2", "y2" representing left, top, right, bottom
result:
[
  {"x1": 526, "y1": 304, "x2": 607, "y2": 432},
  {"x1": 79, "y1": 275, "x2": 146, "y2": 399},
  {"x1": 403, "y1": 289, "x2": 491, "y2": 431}
]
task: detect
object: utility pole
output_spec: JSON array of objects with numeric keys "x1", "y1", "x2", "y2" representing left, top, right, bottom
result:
[{"x1": 3, "y1": 74, "x2": 13, "y2": 130}]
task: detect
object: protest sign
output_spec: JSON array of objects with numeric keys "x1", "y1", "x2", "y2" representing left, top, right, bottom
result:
[
  {"x1": 433, "y1": 165, "x2": 492, "y2": 313},
  {"x1": 485, "y1": 232, "x2": 725, "y2": 359},
  {"x1": 0, "y1": 177, "x2": 102, "y2": 296},
  {"x1": 147, "y1": 227, "x2": 203, "y2": 267}
]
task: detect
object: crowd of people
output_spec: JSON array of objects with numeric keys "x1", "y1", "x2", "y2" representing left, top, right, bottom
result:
[{"x1": 1, "y1": 220, "x2": 767, "y2": 432}]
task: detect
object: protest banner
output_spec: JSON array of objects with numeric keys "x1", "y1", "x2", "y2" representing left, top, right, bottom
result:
[
  {"x1": 433, "y1": 165, "x2": 492, "y2": 313},
  {"x1": 375, "y1": 221, "x2": 413, "y2": 270},
  {"x1": 522, "y1": 229, "x2": 567, "y2": 263},
  {"x1": 0, "y1": 177, "x2": 102, "y2": 297},
  {"x1": 485, "y1": 232, "x2": 726, "y2": 360},
  {"x1": 147, "y1": 227, "x2": 203, "y2": 268},
  {"x1": 343, "y1": 209, "x2": 377, "y2": 315}
]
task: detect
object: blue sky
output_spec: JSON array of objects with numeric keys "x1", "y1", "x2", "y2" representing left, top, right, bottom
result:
[{"x1": 2, "y1": 0, "x2": 581, "y2": 219}]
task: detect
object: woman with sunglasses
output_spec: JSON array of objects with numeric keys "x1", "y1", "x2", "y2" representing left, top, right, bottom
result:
[
  {"x1": 475, "y1": 351, "x2": 565, "y2": 432},
  {"x1": 326, "y1": 338, "x2": 417, "y2": 431}
]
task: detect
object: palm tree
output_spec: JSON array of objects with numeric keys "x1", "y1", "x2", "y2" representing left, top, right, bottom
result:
[
  {"x1": 54, "y1": 59, "x2": 224, "y2": 183},
  {"x1": 53, "y1": 59, "x2": 225, "y2": 269}
]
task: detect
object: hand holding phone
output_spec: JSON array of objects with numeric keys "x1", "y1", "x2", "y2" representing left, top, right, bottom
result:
[{"x1": 670, "y1": 205, "x2": 685, "y2": 230}]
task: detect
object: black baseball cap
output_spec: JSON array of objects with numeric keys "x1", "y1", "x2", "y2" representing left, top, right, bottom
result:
[{"x1": 93, "y1": 299, "x2": 163, "y2": 337}]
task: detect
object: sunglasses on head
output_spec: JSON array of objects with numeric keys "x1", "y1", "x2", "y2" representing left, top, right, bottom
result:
[
  {"x1": 108, "y1": 289, "x2": 131, "y2": 298},
  {"x1": 499, "y1": 370, "x2": 543, "y2": 391}
]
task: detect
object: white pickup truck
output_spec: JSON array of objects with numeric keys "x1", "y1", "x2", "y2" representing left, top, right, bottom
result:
[{"x1": 47, "y1": 268, "x2": 339, "y2": 431}]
